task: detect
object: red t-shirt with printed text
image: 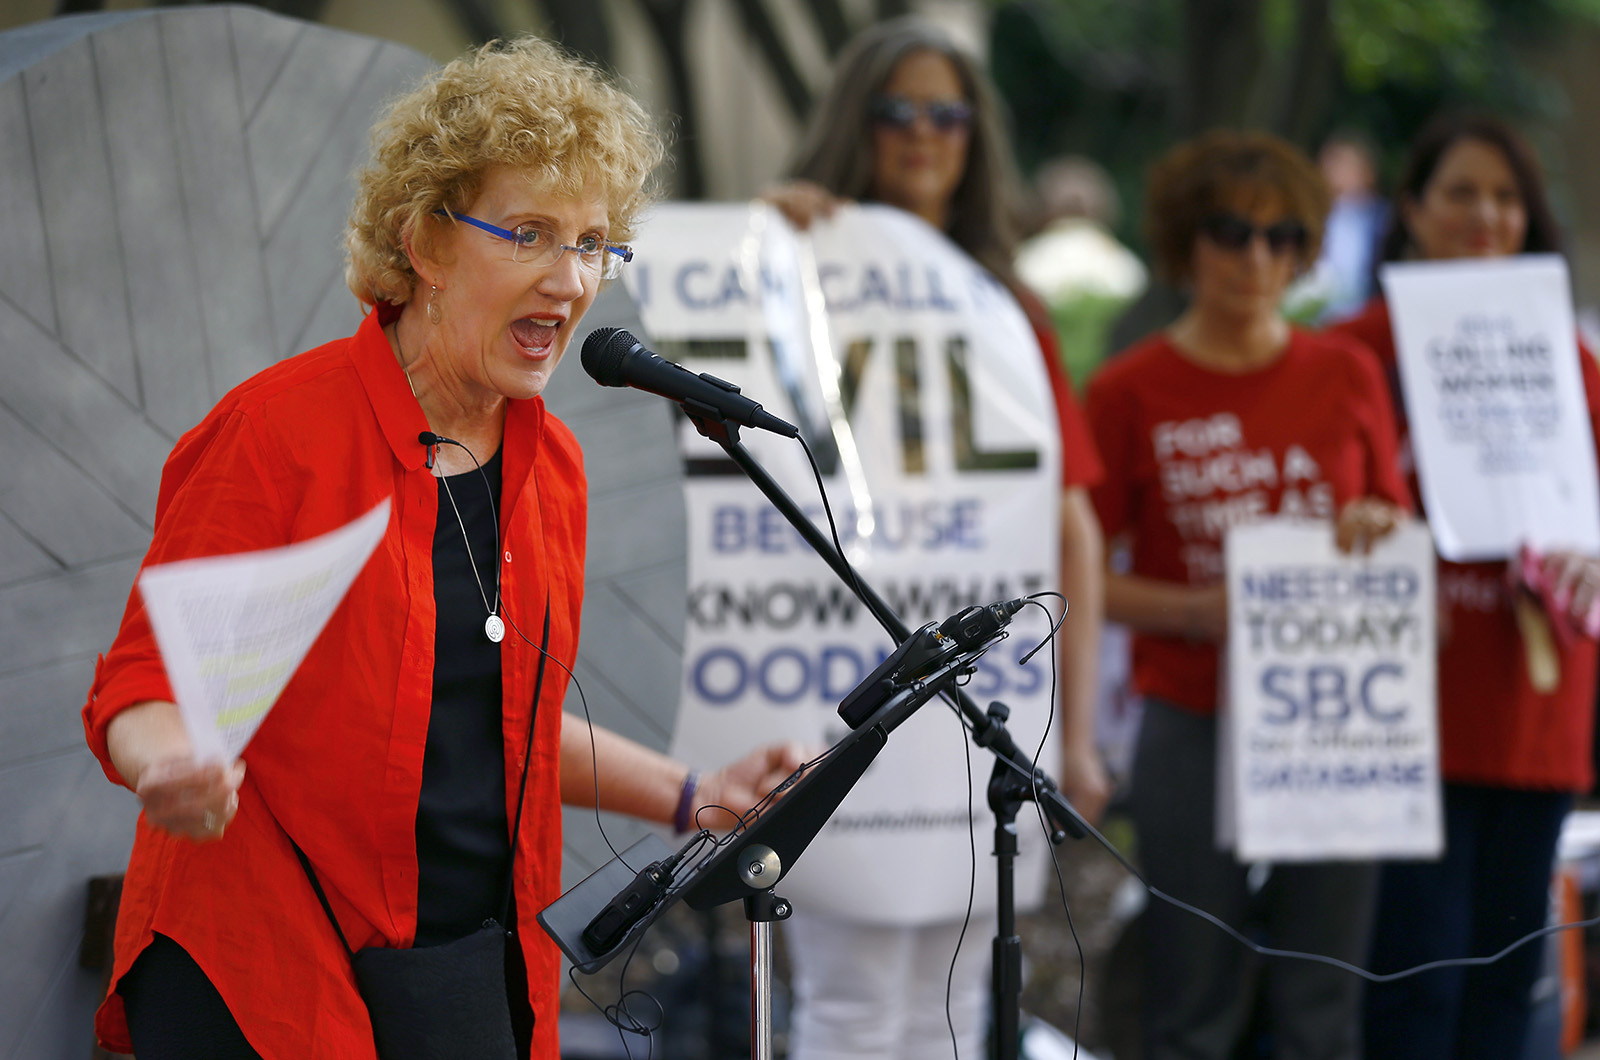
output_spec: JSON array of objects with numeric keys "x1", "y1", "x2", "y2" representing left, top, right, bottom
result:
[
  {"x1": 1331, "y1": 297, "x2": 1600, "y2": 791},
  {"x1": 1087, "y1": 329, "x2": 1409, "y2": 716}
]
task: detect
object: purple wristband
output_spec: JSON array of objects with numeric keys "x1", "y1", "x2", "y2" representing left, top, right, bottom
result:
[{"x1": 674, "y1": 769, "x2": 700, "y2": 835}]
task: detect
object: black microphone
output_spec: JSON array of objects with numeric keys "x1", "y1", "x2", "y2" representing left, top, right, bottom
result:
[
  {"x1": 417, "y1": 430, "x2": 455, "y2": 470},
  {"x1": 835, "y1": 599, "x2": 1025, "y2": 730},
  {"x1": 581, "y1": 327, "x2": 799, "y2": 438},
  {"x1": 939, "y1": 597, "x2": 1027, "y2": 651},
  {"x1": 580, "y1": 842, "x2": 697, "y2": 955}
]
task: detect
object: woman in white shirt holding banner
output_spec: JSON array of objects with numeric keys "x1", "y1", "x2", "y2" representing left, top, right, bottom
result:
[{"x1": 762, "y1": 16, "x2": 1108, "y2": 1060}]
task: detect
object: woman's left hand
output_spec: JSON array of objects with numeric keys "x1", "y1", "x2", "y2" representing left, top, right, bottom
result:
[
  {"x1": 1335, "y1": 498, "x2": 1406, "y2": 555},
  {"x1": 690, "y1": 742, "x2": 813, "y2": 831}
]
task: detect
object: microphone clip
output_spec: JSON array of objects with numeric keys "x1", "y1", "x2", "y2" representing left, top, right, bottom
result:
[{"x1": 418, "y1": 430, "x2": 453, "y2": 470}]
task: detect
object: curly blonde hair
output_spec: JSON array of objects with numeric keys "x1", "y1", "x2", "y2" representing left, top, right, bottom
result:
[{"x1": 345, "y1": 36, "x2": 665, "y2": 306}]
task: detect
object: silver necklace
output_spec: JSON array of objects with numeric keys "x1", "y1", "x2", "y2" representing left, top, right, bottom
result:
[
  {"x1": 438, "y1": 469, "x2": 505, "y2": 643},
  {"x1": 400, "y1": 330, "x2": 505, "y2": 643}
]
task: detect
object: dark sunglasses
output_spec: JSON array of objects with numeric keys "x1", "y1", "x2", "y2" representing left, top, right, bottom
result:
[
  {"x1": 1201, "y1": 213, "x2": 1309, "y2": 256},
  {"x1": 869, "y1": 94, "x2": 974, "y2": 132}
]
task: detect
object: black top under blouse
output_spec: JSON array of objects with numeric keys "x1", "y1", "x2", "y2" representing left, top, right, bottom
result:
[{"x1": 415, "y1": 448, "x2": 511, "y2": 947}]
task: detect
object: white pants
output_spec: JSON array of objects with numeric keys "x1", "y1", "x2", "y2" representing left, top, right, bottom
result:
[{"x1": 784, "y1": 910, "x2": 990, "y2": 1060}]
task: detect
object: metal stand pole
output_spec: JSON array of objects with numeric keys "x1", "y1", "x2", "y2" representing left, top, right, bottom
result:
[
  {"x1": 743, "y1": 889, "x2": 791, "y2": 1060},
  {"x1": 675, "y1": 414, "x2": 1082, "y2": 1060},
  {"x1": 989, "y1": 755, "x2": 1024, "y2": 1060}
]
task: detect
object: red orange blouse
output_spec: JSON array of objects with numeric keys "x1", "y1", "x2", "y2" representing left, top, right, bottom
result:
[{"x1": 82, "y1": 304, "x2": 584, "y2": 1059}]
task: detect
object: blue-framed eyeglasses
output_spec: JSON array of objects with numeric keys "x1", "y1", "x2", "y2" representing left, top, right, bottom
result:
[{"x1": 437, "y1": 209, "x2": 634, "y2": 280}]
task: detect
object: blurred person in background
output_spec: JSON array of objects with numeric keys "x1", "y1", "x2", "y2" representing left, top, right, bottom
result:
[
  {"x1": 762, "y1": 16, "x2": 1108, "y2": 1059},
  {"x1": 1085, "y1": 129, "x2": 1410, "y2": 1060},
  {"x1": 1328, "y1": 111, "x2": 1600, "y2": 1060},
  {"x1": 1015, "y1": 155, "x2": 1148, "y2": 388},
  {"x1": 1305, "y1": 132, "x2": 1388, "y2": 324}
]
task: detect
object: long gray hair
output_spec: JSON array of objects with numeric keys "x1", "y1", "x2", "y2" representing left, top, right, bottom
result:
[{"x1": 787, "y1": 17, "x2": 1024, "y2": 286}]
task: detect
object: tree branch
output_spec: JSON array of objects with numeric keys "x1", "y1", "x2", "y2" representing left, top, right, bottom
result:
[
  {"x1": 1176, "y1": 0, "x2": 1266, "y2": 134},
  {"x1": 634, "y1": 0, "x2": 704, "y2": 198},
  {"x1": 437, "y1": 0, "x2": 510, "y2": 45},
  {"x1": 729, "y1": 0, "x2": 813, "y2": 122},
  {"x1": 801, "y1": 0, "x2": 852, "y2": 57},
  {"x1": 1271, "y1": 0, "x2": 1337, "y2": 147}
]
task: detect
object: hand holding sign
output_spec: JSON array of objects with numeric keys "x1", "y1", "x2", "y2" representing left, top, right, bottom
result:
[
  {"x1": 1335, "y1": 497, "x2": 1407, "y2": 555},
  {"x1": 1518, "y1": 545, "x2": 1600, "y2": 641}
]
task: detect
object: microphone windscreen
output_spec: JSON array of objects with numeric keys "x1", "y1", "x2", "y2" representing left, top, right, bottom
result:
[{"x1": 581, "y1": 327, "x2": 640, "y2": 387}]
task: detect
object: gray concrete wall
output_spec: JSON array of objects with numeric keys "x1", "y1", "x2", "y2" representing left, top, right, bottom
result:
[{"x1": 0, "y1": 8, "x2": 684, "y2": 1057}]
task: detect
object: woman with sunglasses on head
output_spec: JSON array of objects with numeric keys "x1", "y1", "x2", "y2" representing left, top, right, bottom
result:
[
  {"x1": 1327, "y1": 113, "x2": 1600, "y2": 1060},
  {"x1": 82, "y1": 38, "x2": 803, "y2": 1060},
  {"x1": 1085, "y1": 130, "x2": 1409, "y2": 1060},
  {"x1": 763, "y1": 16, "x2": 1108, "y2": 1060}
]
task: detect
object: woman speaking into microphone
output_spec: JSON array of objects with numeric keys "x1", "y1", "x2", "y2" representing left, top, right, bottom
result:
[{"x1": 84, "y1": 36, "x2": 802, "y2": 1060}]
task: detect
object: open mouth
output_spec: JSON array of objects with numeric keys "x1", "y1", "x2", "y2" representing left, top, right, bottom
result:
[{"x1": 510, "y1": 316, "x2": 562, "y2": 355}]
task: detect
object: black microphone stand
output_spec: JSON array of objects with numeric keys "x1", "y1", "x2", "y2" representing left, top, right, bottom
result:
[{"x1": 680, "y1": 406, "x2": 1087, "y2": 1060}]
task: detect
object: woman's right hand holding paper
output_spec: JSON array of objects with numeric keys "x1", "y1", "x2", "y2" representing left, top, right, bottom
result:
[{"x1": 107, "y1": 699, "x2": 244, "y2": 841}]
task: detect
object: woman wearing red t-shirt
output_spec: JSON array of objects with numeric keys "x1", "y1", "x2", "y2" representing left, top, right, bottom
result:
[
  {"x1": 1086, "y1": 131, "x2": 1409, "y2": 1060},
  {"x1": 1328, "y1": 113, "x2": 1600, "y2": 1060}
]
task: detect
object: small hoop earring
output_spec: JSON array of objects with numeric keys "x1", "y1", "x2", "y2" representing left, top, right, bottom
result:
[{"x1": 426, "y1": 284, "x2": 442, "y2": 325}]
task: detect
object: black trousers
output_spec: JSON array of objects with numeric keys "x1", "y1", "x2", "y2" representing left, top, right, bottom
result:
[
  {"x1": 1364, "y1": 783, "x2": 1571, "y2": 1060},
  {"x1": 1129, "y1": 698, "x2": 1378, "y2": 1060},
  {"x1": 119, "y1": 933, "x2": 263, "y2": 1060},
  {"x1": 118, "y1": 930, "x2": 536, "y2": 1059}
]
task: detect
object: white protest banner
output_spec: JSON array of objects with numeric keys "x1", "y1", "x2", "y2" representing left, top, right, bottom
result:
[
  {"x1": 1223, "y1": 520, "x2": 1440, "y2": 861},
  {"x1": 1381, "y1": 255, "x2": 1600, "y2": 561},
  {"x1": 625, "y1": 203, "x2": 1062, "y2": 922}
]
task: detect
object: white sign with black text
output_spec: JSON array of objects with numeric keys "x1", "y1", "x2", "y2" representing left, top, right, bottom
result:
[
  {"x1": 625, "y1": 203, "x2": 1063, "y2": 923},
  {"x1": 1381, "y1": 255, "x2": 1600, "y2": 562},
  {"x1": 1222, "y1": 520, "x2": 1440, "y2": 862}
]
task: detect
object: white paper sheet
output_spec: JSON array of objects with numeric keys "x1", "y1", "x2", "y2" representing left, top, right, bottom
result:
[
  {"x1": 1381, "y1": 255, "x2": 1600, "y2": 561},
  {"x1": 138, "y1": 498, "x2": 392, "y2": 761}
]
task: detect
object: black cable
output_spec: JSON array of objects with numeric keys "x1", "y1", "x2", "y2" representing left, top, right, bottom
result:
[
  {"x1": 799, "y1": 428, "x2": 1007, "y2": 1056},
  {"x1": 1023, "y1": 596, "x2": 1084, "y2": 1059},
  {"x1": 797, "y1": 434, "x2": 899, "y2": 633},
  {"x1": 426, "y1": 435, "x2": 633, "y2": 871},
  {"x1": 945, "y1": 674, "x2": 980, "y2": 1060},
  {"x1": 428, "y1": 434, "x2": 676, "y2": 1046},
  {"x1": 495, "y1": 414, "x2": 1600, "y2": 1043},
  {"x1": 981, "y1": 594, "x2": 1600, "y2": 995},
  {"x1": 498, "y1": 593, "x2": 629, "y2": 868},
  {"x1": 990, "y1": 723, "x2": 1600, "y2": 985}
]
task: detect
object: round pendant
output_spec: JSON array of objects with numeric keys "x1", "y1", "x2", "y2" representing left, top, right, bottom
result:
[{"x1": 485, "y1": 614, "x2": 505, "y2": 643}]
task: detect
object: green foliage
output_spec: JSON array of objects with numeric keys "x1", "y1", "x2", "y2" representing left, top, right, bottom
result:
[
  {"x1": 1048, "y1": 291, "x2": 1139, "y2": 390},
  {"x1": 989, "y1": 0, "x2": 1600, "y2": 252},
  {"x1": 1332, "y1": 0, "x2": 1493, "y2": 91}
]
